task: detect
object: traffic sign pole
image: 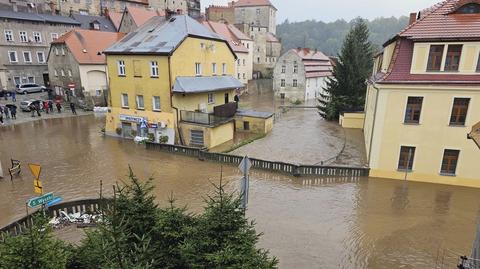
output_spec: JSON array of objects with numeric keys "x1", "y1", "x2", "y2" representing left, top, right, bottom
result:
[{"x1": 238, "y1": 156, "x2": 252, "y2": 210}]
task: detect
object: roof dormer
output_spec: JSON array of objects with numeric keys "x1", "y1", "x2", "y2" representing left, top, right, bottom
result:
[{"x1": 452, "y1": 0, "x2": 480, "y2": 14}]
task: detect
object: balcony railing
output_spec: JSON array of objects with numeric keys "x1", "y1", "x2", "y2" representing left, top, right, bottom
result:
[{"x1": 180, "y1": 110, "x2": 232, "y2": 126}]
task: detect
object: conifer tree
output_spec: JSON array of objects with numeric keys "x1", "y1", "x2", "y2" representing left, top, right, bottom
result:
[{"x1": 319, "y1": 18, "x2": 374, "y2": 120}]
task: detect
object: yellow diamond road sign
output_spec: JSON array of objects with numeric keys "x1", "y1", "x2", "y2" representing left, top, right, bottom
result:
[
  {"x1": 469, "y1": 121, "x2": 480, "y2": 149},
  {"x1": 28, "y1": 163, "x2": 41, "y2": 180}
]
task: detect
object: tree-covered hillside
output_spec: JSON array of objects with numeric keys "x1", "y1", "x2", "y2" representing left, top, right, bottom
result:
[{"x1": 277, "y1": 16, "x2": 409, "y2": 56}]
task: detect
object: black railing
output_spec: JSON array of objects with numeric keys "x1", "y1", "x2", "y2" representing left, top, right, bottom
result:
[{"x1": 180, "y1": 110, "x2": 232, "y2": 126}]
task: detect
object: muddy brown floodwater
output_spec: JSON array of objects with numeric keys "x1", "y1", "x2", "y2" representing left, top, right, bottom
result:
[{"x1": 1, "y1": 115, "x2": 480, "y2": 269}]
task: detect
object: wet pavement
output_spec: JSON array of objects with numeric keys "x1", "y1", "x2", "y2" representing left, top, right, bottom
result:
[
  {"x1": 1, "y1": 115, "x2": 479, "y2": 269},
  {"x1": 0, "y1": 92, "x2": 91, "y2": 126},
  {"x1": 232, "y1": 87, "x2": 367, "y2": 166}
]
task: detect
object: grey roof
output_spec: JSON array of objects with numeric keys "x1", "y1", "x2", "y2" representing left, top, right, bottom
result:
[
  {"x1": 173, "y1": 76, "x2": 243, "y2": 94},
  {"x1": 105, "y1": 15, "x2": 233, "y2": 55},
  {"x1": 236, "y1": 109, "x2": 274, "y2": 119},
  {"x1": 71, "y1": 14, "x2": 116, "y2": 32},
  {"x1": 0, "y1": 10, "x2": 80, "y2": 25}
]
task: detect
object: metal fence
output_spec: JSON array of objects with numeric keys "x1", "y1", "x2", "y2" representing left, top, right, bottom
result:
[
  {"x1": 180, "y1": 110, "x2": 231, "y2": 126},
  {"x1": 146, "y1": 142, "x2": 369, "y2": 177}
]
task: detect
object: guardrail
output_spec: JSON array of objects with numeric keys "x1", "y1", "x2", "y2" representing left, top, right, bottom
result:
[
  {"x1": 0, "y1": 198, "x2": 108, "y2": 240},
  {"x1": 145, "y1": 143, "x2": 369, "y2": 177}
]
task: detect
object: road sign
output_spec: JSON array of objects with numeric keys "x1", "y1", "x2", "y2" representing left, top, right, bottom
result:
[
  {"x1": 27, "y1": 192, "x2": 54, "y2": 208},
  {"x1": 469, "y1": 121, "x2": 480, "y2": 149},
  {"x1": 34, "y1": 179, "x2": 43, "y2": 194},
  {"x1": 46, "y1": 196, "x2": 63, "y2": 207},
  {"x1": 238, "y1": 156, "x2": 252, "y2": 174},
  {"x1": 28, "y1": 163, "x2": 41, "y2": 179},
  {"x1": 68, "y1": 83, "x2": 75, "y2": 88}
]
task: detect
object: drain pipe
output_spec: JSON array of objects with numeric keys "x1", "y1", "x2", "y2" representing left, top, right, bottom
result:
[
  {"x1": 168, "y1": 55, "x2": 184, "y2": 145},
  {"x1": 367, "y1": 82, "x2": 380, "y2": 167}
]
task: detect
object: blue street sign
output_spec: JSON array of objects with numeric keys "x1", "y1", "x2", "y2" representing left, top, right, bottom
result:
[{"x1": 46, "y1": 196, "x2": 63, "y2": 207}]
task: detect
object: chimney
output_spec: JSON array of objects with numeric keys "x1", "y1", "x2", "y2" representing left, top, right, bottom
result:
[{"x1": 409, "y1": 12, "x2": 417, "y2": 25}]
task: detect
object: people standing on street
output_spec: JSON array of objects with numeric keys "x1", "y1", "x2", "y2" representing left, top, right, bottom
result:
[
  {"x1": 34, "y1": 102, "x2": 41, "y2": 117},
  {"x1": 10, "y1": 105, "x2": 16, "y2": 119},
  {"x1": 70, "y1": 102, "x2": 76, "y2": 115},
  {"x1": 30, "y1": 103, "x2": 36, "y2": 117},
  {"x1": 56, "y1": 101, "x2": 62, "y2": 113},
  {"x1": 11, "y1": 91, "x2": 16, "y2": 102},
  {"x1": 48, "y1": 101, "x2": 53, "y2": 113},
  {"x1": 44, "y1": 101, "x2": 49, "y2": 114},
  {"x1": 3, "y1": 106, "x2": 9, "y2": 119},
  {"x1": 0, "y1": 111, "x2": 3, "y2": 125}
]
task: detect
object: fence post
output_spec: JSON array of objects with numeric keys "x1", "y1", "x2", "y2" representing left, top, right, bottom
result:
[
  {"x1": 292, "y1": 165, "x2": 301, "y2": 177},
  {"x1": 198, "y1": 150, "x2": 205, "y2": 161}
]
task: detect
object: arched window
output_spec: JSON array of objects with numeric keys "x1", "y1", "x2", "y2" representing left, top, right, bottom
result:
[{"x1": 455, "y1": 3, "x2": 480, "y2": 14}]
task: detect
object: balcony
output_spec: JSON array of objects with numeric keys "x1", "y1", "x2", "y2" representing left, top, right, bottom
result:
[{"x1": 180, "y1": 102, "x2": 237, "y2": 127}]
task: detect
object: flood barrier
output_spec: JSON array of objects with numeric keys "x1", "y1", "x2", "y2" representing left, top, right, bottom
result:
[{"x1": 145, "y1": 142, "x2": 370, "y2": 178}]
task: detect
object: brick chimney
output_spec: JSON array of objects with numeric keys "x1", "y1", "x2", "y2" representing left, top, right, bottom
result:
[{"x1": 409, "y1": 12, "x2": 417, "y2": 25}]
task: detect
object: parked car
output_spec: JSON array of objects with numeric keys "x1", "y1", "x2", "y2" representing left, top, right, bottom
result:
[
  {"x1": 19, "y1": 99, "x2": 41, "y2": 112},
  {"x1": 15, "y1": 83, "x2": 46, "y2": 95}
]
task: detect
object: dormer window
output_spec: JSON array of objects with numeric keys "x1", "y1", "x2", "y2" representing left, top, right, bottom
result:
[
  {"x1": 444, "y1": 45, "x2": 462, "y2": 71},
  {"x1": 91, "y1": 21, "x2": 100, "y2": 30},
  {"x1": 427, "y1": 45, "x2": 444, "y2": 71},
  {"x1": 455, "y1": 3, "x2": 480, "y2": 14}
]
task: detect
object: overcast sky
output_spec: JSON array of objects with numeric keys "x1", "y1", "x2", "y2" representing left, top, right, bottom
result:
[{"x1": 202, "y1": 0, "x2": 441, "y2": 22}]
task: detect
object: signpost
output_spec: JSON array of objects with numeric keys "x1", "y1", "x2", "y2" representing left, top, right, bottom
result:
[
  {"x1": 27, "y1": 192, "x2": 54, "y2": 208},
  {"x1": 28, "y1": 163, "x2": 43, "y2": 194},
  {"x1": 46, "y1": 196, "x2": 63, "y2": 207},
  {"x1": 238, "y1": 156, "x2": 252, "y2": 209}
]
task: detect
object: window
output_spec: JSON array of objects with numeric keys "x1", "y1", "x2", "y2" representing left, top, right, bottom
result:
[
  {"x1": 449, "y1": 98, "x2": 470, "y2": 126},
  {"x1": 212, "y1": 63, "x2": 217, "y2": 75},
  {"x1": 444, "y1": 45, "x2": 462, "y2": 71},
  {"x1": 243, "y1": 73, "x2": 246, "y2": 79},
  {"x1": 257, "y1": 57, "x2": 260, "y2": 63},
  {"x1": 222, "y1": 63, "x2": 226, "y2": 75},
  {"x1": 293, "y1": 64, "x2": 298, "y2": 73},
  {"x1": 55, "y1": 47, "x2": 59, "y2": 56},
  {"x1": 237, "y1": 59, "x2": 241, "y2": 66},
  {"x1": 19, "y1": 31, "x2": 28, "y2": 42},
  {"x1": 4, "y1": 30, "x2": 13, "y2": 42},
  {"x1": 398, "y1": 146, "x2": 416, "y2": 171},
  {"x1": 136, "y1": 95, "x2": 144, "y2": 109},
  {"x1": 281, "y1": 65, "x2": 285, "y2": 73},
  {"x1": 51, "y1": 33, "x2": 58, "y2": 41},
  {"x1": 27, "y1": 76, "x2": 34, "y2": 83},
  {"x1": 150, "y1": 61, "x2": 159, "y2": 77},
  {"x1": 54, "y1": 70, "x2": 58, "y2": 77},
  {"x1": 238, "y1": 73, "x2": 241, "y2": 79},
  {"x1": 427, "y1": 45, "x2": 444, "y2": 71},
  {"x1": 37, "y1": 51, "x2": 45, "y2": 63},
  {"x1": 68, "y1": 70, "x2": 72, "y2": 77},
  {"x1": 243, "y1": 59, "x2": 246, "y2": 66},
  {"x1": 256, "y1": 8, "x2": 260, "y2": 15},
  {"x1": 121, "y1": 93, "x2": 129, "y2": 108},
  {"x1": 404, "y1": 97, "x2": 423, "y2": 124},
  {"x1": 23, "y1": 51, "x2": 32, "y2": 63},
  {"x1": 152, "y1": 96, "x2": 161, "y2": 111},
  {"x1": 60, "y1": 69, "x2": 65, "y2": 77},
  {"x1": 243, "y1": 121, "x2": 250, "y2": 130},
  {"x1": 92, "y1": 22, "x2": 100, "y2": 30},
  {"x1": 477, "y1": 53, "x2": 480, "y2": 72},
  {"x1": 61, "y1": 47, "x2": 65, "y2": 55},
  {"x1": 440, "y1": 149, "x2": 460, "y2": 175},
  {"x1": 207, "y1": 93, "x2": 215, "y2": 104},
  {"x1": 195, "y1": 63, "x2": 202, "y2": 76},
  {"x1": 190, "y1": 130, "x2": 204, "y2": 146},
  {"x1": 293, "y1": 79, "x2": 298, "y2": 87},
  {"x1": 455, "y1": 3, "x2": 480, "y2": 14},
  {"x1": 13, "y1": 76, "x2": 21, "y2": 85},
  {"x1": 33, "y1": 32, "x2": 42, "y2": 43},
  {"x1": 281, "y1": 79, "x2": 285, "y2": 87},
  {"x1": 8, "y1": 51, "x2": 18, "y2": 63},
  {"x1": 117, "y1": 60, "x2": 126, "y2": 76}
]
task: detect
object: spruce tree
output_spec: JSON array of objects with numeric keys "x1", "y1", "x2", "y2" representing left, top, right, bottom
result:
[{"x1": 319, "y1": 18, "x2": 374, "y2": 120}]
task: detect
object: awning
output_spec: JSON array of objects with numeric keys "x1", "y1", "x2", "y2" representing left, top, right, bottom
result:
[{"x1": 173, "y1": 75, "x2": 243, "y2": 94}]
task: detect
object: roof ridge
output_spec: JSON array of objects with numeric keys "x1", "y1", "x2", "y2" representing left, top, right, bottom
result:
[{"x1": 397, "y1": 0, "x2": 449, "y2": 37}]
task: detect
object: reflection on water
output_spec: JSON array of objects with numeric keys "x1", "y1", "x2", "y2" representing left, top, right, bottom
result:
[{"x1": 0, "y1": 115, "x2": 479, "y2": 269}]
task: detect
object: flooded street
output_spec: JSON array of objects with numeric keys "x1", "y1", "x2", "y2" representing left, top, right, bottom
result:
[{"x1": 1, "y1": 115, "x2": 479, "y2": 268}]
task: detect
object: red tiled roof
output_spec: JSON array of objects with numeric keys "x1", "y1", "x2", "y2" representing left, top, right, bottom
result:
[
  {"x1": 108, "y1": 11, "x2": 123, "y2": 30},
  {"x1": 52, "y1": 29, "x2": 125, "y2": 64},
  {"x1": 289, "y1": 48, "x2": 332, "y2": 78},
  {"x1": 378, "y1": 38, "x2": 480, "y2": 84},
  {"x1": 202, "y1": 20, "x2": 250, "y2": 53},
  {"x1": 293, "y1": 48, "x2": 330, "y2": 61},
  {"x1": 266, "y1": 32, "x2": 280, "y2": 43},
  {"x1": 399, "y1": 0, "x2": 480, "y2": 41},
  {"x1": 233, "y1": 0, "x2": 276, "y2": 10},
  {"x1": 126, "y1": 6, "x2": 165, "y2": 27}
]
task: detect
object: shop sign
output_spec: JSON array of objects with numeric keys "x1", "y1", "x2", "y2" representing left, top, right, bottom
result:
[
  {"x1": 119, "y1": 114, "x2": 144, "y2": 123},
  {"x1": 149, "y1": 123, "x2": 158, "y2": 129}
]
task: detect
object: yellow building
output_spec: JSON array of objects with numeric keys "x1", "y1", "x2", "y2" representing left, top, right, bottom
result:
[
  {"x1": 104, "y1": 15, "x2": 244, "y2": 149},
  {"x1": 364, "y1": 0, "x2": 480, "y2": 188}
]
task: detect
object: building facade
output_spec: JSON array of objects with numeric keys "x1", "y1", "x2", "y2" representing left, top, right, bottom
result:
[
  {"x1": 118, "y1": 6, "x2": 164, "y2": 33},
  {"x1": 202, "y1": 20, "x2": 254, "y2": 85},
  {"x1": 205, "y1": 4, "x2": 235, "y2": 24},
  {"x1": 364, "y1": 0, "x2": 480, "y2": 187},
  {"x1": 48, "y1": 29, "x2": 124, "y2": 105},
  {"x1": 273, "y1": 48, "x2": 332, "y2": 101},
  {"x1": 0, "y1": 10, "x2": 79, "y2": 90},
  {"x1": 104, "y1": 15, "x2": 243, "y2": 149},
  {"x1": 148, "y1": 0, "x2": 187, "y2": 13},
  {"x1": 233, "y1": 0, "x2": 276, "y2": 34},
  {"x1": 186, "y1": 0, "x2": 201, "y2": 18}
]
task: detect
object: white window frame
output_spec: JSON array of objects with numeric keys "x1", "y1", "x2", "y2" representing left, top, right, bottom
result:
[
  {"x1": 54, "y1": 69, "x2": 58, "y2": 77},
  {"x1": 152, "y1": 96, "x2": 161, "y2": 111},
  {"x1": 4, "y1": 30, "x2": 13, "y2": 42},
  {"x1": 60, "y1": 69, "x2": 65, "y2": 77},
  {"x1": 19, "y1": 31, "x2": 28, "y2": 43},
  {"x1": 51, "y1": 33, "x2": 58, "y2": 41},
  {"x1": 117, "y1": 60, "x2": 126, "y2": 76},
  {"x1": 23, "y1": 51, "x2": 32, "y2": 63},
  {"x1": 293, "y1": 79, "x2": 298, "y2": 87},
  {"x1": 8, "y1": 51, "x2": 18, "y2": 63},
  {"x1": 121, "y1": 93, "x2": 129, "y2": 108},
  {"x1": 61, "y1": 47, "x2": 65, "y2": 55},
  {"x1": 280, "y1": 79, "x2": 285, "y2": 87},
  {"x1": 136, "y1": 95, "x2": 144, "y2": 109},
  {"x1": 33, "y1": 32, "x2": 42, "y2": 43},
  {"x1": 68, "y1": 70, "x2": 72, "y2": 77},
  {"x1": 195, "y1": 62, "x2": 202, "y2": 76},
  {"x1": 37, "y1": 51, "x2": 45, "y2": 63},
  {"x1": 207, "y1": 93, "x2": 215, "y2": 104},
  {"x1": 222, "y1": 63, "x2": 226, "y2": 75},
  {"x1": 27, "y1": 76, "x2": 35, "y2": 83},
  {"x1": 150, "y1": 61, "x2": 159, "y2": 77},
  {"x1": 55, "y1": 47, "x2": 59, "y2": 56},
  {"x1": 212, "y1": 63, "x2": 217, "y2": 75}
]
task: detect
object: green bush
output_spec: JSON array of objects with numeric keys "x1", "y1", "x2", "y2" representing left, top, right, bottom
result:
[
  {"x1": 159, "y1": 135, "x2": 169, "y2": 144},
  {"x1": 147, "y1": 133, "x2": 155, "y2": 142}
]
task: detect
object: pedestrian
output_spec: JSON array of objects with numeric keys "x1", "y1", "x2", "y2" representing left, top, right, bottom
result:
[
  {"x1": 70, "y1": 102, "x2": 76, "y2": 115},
  {"x1": 30, "y1": 103, "x2": 36, "y2": 117},
  {"x1": 3, "y1": 106, "x2": 9, "y2": 119},
  {"x1": 48, "y1": 100, "x2": 53, "y2": 113},
  {"x1": 0, "y1": 111, "x2": 3, "y2": 125},
  {"x1": 34, "y1": 102, "x2": 41, "y2": 117},
  {"x1": 56, "y1": 102, "x2": 62, "y2": 113},
  {"x1": 11, "y1": 91, "x2": 16, "y2": 102},
  {"x1": 10, "y1": 106, "x2": 16, "y2": 119},
  {"x1": 44, "y1": 101, "x2": 49, "y2": 114}
]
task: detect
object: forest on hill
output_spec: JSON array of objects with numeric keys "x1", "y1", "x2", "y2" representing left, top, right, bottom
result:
[{"x1": 277, "y1": 16, "x2": 409, "y2": 56}]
